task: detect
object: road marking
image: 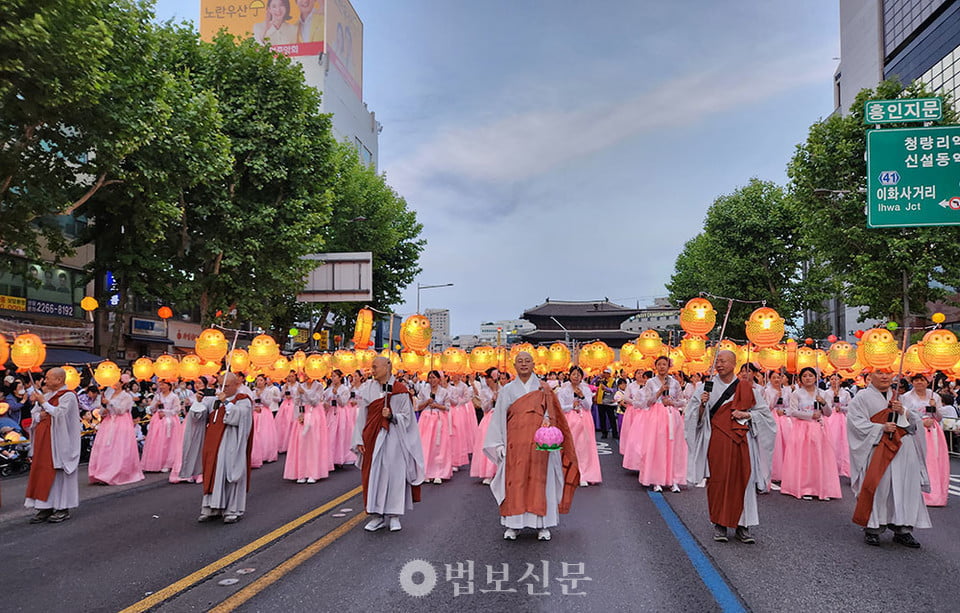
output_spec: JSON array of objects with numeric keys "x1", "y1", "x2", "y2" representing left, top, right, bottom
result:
[
  {"x1": 118, "y1": 485, "x2": 362, "y2": 613},
  {"x1": 209, "y1": 511, "x2": 367, "y2": 612},
  {"x1": 647, "y1": 491, "x2": 746, "y2": 613}
]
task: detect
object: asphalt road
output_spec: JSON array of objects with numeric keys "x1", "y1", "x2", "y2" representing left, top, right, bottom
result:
[{"x1": 2, "y1": 440, "x2": 958, "y2": 612}]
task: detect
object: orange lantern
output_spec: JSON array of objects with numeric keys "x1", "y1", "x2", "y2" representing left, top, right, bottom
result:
[
  {"x1": 80, "y1": 297, "x2": 99, "y2": 312},
  {"x1": 469, "y1": 346, "x2": 497, "y2": 372},
  {"x1": 679, "y1": 297, "x2": 717, "y2": 336},
  {"x1": 627, "y1": 350, "x2": 653, "y2": 371},
  {"x1": 333, "y1": 349, "x2": 357, "y2": 373},
  {"x1": 757, "y1": 345, "x2": 786, "y2": 371},
  {"x1": 441, "y1": 347, "x2": 468, "y2": 374},
  {"x1": 228, "y1": 348, "x2": 250, "y2": 373},
  {"x1": 291, "y1": 350, "x2": 307, "y2": 373},
  {"x1": 195, "y1": 328, "x2": 229, "y2": 363},
  {"x1": 580, "y1": 342, "x2": 614, "y2": 371},
  {"x1": 716, "y1": 339, "x2": 739, "y2": 354},
  {"x1": 668, "y1": 347, "x2": 686, "y2": 373},
  {"x1": 303, "y1": 354, "x2": 328, "y2": 380},
  {"x1": 157, "y1": 306, "x2": 173, "y2": 319},
  {"x1": 179, "y1": 354, "x2": 202, "y2": 380},
  {"x1": 200, "y1": 360, "x2": 221, "y2": 377},
  {"x1": 62, "y1": 365, "x2": 81, "y2": 390},
  {"x1": 635, "y1": 330, "x2": 663, "y2": 356},
  {"x1": 132, "y1": 357, "x2": 154, "y2": 380},
  {"x1": 93, "y1": 361, "x2": 121, "y2": 387},
  {"x1": 153, "y1": 354, "x2": 180, "y2": 382},
  {"x1": 268, "y1": 357, "x2": 290, "y2": 382},
  {"x1": 352, "y1": 308, "x2": 374, "y2": 349},
  {"x1": 248, "y1": 334, "x2": 279, "y2": 368},
  {"x1": 684, "y1": 355, "x2": 711, "y2": 374},
  {"x1": 11, "y1": 333, "x2": 45, "y2": 372},
  {"x1": 679, "y1": 334, "x2": 707, "y2": 360},
  {"x1": 547, "y1": 343, "x2": 571, "y2": 372},
  {"x1": 918, "y1": 328, "x2": 960, "y2": 371},
  {"x1": 744, "y1": 307, "x2": 785, "y2": 348},
  {"x1": 401, "y1": 351, "x2": 424, "y2": 373},
  {"x1": 902, "y1": 344, "x2": 930, "y2": 375},
  {"x1": 355, "y1": 348, "x2": 376, "y2": 372},
  {"x1": 796, "y1": 346, "x2": 817, "y2": 371},
  {"x1": 620, "y1": 342, "x2": 637, "y2": 362},
  {"x1": 380, "y1": 349, "x2": 402, "y2": 371},
  {"x1": 859, "y1": 328, "x2": 899, "y2": 371},
  {"x1": 510, "y1": 343, "x2": 536, "y2": 361},
  {"x1": 0, "y1": 333, "x2": 8, "y2": 366},
  {"x1": 827, "y1": 341, "x2": 857, "y2": 370},
  {"x1": 400, "y1": 314, "x2": 432, "y2": 354},
  {"x1": 784, "y1": 339, "x2": 798, "y2": 373}
]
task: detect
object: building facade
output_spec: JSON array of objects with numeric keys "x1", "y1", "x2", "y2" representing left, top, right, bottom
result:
[
  {"x1": 424, "y1": 308, "x2": 451, "y2": 351},
  {"x1": 519, "y1": 299, "x2": 641, "y2": 347},
  {"x1": 621, "y1": 297, "x2": 680, "y2": 335}
]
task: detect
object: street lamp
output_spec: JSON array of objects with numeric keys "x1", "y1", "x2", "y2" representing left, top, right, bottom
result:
[{"x1": 416, "y1": 282, "x2": 453, "y2": 313}]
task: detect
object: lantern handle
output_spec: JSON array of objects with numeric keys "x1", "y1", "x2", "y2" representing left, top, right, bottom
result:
[
  {"x1": 219, "y1": 330, "x2": 241, "y2": 395},
  {"x1": 707, "y1": 298, "x2": 734, "y2": 377}
]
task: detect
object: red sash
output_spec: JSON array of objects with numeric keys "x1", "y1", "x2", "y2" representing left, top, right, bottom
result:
[
  {"x1": 852, "y1": 409, "x2": 904, "y2": 526},
  {"x1": 360, "y1": 381, "x2": 420, "y2": 507},
  {"x1": 25, "y1": 390, "x2": 75, "y2": 502},
  {"x1": 706, "y1": 379, "x2": 753, "y2": 528},
  {"x1": 202, "y1": 393, "x2": 252, "y2": 495}
]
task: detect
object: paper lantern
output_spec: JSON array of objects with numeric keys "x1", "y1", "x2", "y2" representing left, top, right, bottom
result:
[
  {"x1": 819, "y1": 351, "x2": 836, "y2": 376},
  {"x1": 80, "y1": 297, "x2": 98, "y2": 312},
  {"x1": 401, "y1": 351, "x2": 425, "y2": 373},
  {"x1": 228, "y1": 348, "x2": 250, "y2": 373},
  {"x1": 580, "y1": 342, "x2": 614, "y2": 371},
  {"x1": 153, "y1": 354, "x2": 180, "y2": 382},
  {"x1": 333, "y1": 349, "x2": 357, "y2": 372},
  {"x1": 195, "y1": 328, "x2": 228, "y2": 362},
  {"x1": 268, "y1": 357, "x2": 291, "y2": 382},
  {"x1": 902, "y1": 344, "x2": 930, "y2": 375},
  {"x1": 534, "y1": 426, "x2": 563, "y2": 451},
  {"x1": 796, "y1": 346, "x2": 817, "y2": 371},
  {"x1": 157, "y1": 306, "x2": 173, "y2": 319},
  {"x1": 827, "y1": 341, "x2": 857, "y2": 370},
  {"x1": 744, "y1": 307, "x2": 785, "y2": 348},
  {"x1": 784, "y1": 339, "x2": 798, "y2": 373},
  {"x1": 94, "y1": 361, "x2": 121, "y2": 387},
  {"x1": 356, "y1": 348, "x2": 376, "y2": 371},
  {"x1": 467, "y1": 346, "x2": 495, "y2": 372},
  {"x1": 291, "y1": 350, "x2": 307, "y2": 373},
  {"x1": 621, "y1": 342, "x2": 637, "y2": 362},
  {"x1": 352, "y1": 308, "x2": 374, "y2": 349},
  {"x1": 62, "y1": 365, "x2": 81, "y2": 390},
  {"x1": 510, "y1": 343, "x2": 537, "y2": 361},
  {"x1": 683, "y1": 355, "x2": 711, "y2": 374},
  {"x1": 918, "y1": 328, "x2": 960, "y2": 371},
  {"x1": 400, "y1": 314, "x2": 432, "y2": 354},
  {"x1": 132, "y1": 357, "x2": 154, "y2": 380},
  {"x1": 668, "y1": 347, "x2": 686, "y2": 373},
  {"x1": 303, "y1": 354, "x2": 328, "y2": 380},
  {"x1": 200, "y1": 360, "x2": 221, "y2": 377},
  {"x1": 757, "y1": 345, "x2": 786, "y2": 371},
  {"x1": 546, "y1": 343, "x2": 571, "y2": 372},
  {"x1": 533, "y1": 346, "x2": 550, "y2": 370},
  {"x1": 11, "y1": 333, "x2": 45, "y2": 372},
  {"x1": 635, "y1": 330, "x2": 663, "y2": 356},
  {"x1": 380, "y1": 349, "x2": 401, "y2": 370},
  {"x1": 627, "y1": 350, "x2": 653, "y2": 371},
  {"x1": 679, "y1": 298, "x2": 717, "y2": 336},
  {"x1": 932, "y1": 312, "x2": 946, "y2": 324},
  {"x1": 859, "y1": 328, "x2": 899, "y2": 371},
  {"x1": 248, "y1": 334, "x2": 280, "y2": 368},
  {"x1": 0, "y1": 334, "x2": 8, "y2": 366},
  {"x1": 179, "y1": 354, "x2": 202, "y2": 380},
  {"x1": 441, "y1": 347, "x2": 468, "y2": 374},
  {"x1": 679, "y1": 334, "x2": 707, "y2": 360}
]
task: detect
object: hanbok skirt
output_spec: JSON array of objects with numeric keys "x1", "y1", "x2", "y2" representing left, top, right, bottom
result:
[
  {"x1": 88, "y1": 414, "x2": 145, "y2": 485},
  {"x1": 823, "y1": 410, "x2": 850, "y2": 478},
  {"x1": 251, "y1": 407, "x2": 279, "y2": 468},
  {"x1": 622, "y1": 407, "x2": 652, "y2": 471},
  {"x1": 449, "y1": 403, "x2": 476, "y2": 466},
  {"x1": 275, "y1": 398, "x2": 295, "y2": 453},
  {"x1": 326, "y1": 403, "x2": 357, "y2": 466},
  {"x1": 469, "y1": 410, "x2": 497, "y2": 479},
  {"x1": 923, "y1": 421, "x2": 950, "y2": 507},
  {"x1": 140, "y1": 412, "x2": 183, "y2": 472},
  {"x1": 418, "y1": 409, "x2": 453, "y2": 480},
  {"x1": 635, "y1": 403, "x2": 686, "y2": 487},
  {"x1": 283, "y1": 406, "x2": 331, "y2": 481},
  {"x1": 565, "y1": 409, "x2": 602, "y2": 483},
  {"x1": 619, "y1": 405, "x2": 642, "y2": 455},
  {"x1": 780, "y1": 418, "x2": 842, "y2": 500},
  {"x1": 771, "y1": 410, "x2": 791, "y2": 482}
]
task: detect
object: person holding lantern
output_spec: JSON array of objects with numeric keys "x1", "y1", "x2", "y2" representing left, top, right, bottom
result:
[
  {"x1": 24, "y1": 367, "x2": 81, "y2": 523},
  {"x1": 779, "y1": 367, "x2": 842, "y2": 501},
  {"x1": 351, "y1": 356, "x2": 425, "y2": 532},
  {"x1": 446, "y1": 372, "x2": 476, "y2": 470},
  {"x1": 847, "y1": 369, "x2": 930, "y2": 547},
  {"x1": 323, "y1": 370, "x2": 355, "y2": 467},
  {"x1": 250, "y1": 375, "x2": 279, "y2": 468},
  {"x1": 275, "y1": 371, "x2": 300, "y2": 454},
  {"x1": 417, "y1": 370, "x2": 453, "y2": 484},
  {"x1": 177, "y1": 376, "x2": 216, "y2": 484},
  {"x1": 483, "y1": 352, "x2": 579, "y2": 542},
  {"x1": 632, "y1": 356, "x2": 686, "y2": 493},
  {"x1": 88, "y1": 379, "x2": 144, "y2": 486},
  {"x1": 556, "y1": 366, "x2": 602, "y2": 487},
  {"x1": 140, "y1": 380, "x2": 184, "y2": 473},
  {"x1": 619, "y1": 370, "x2": 647, "y2": 456},
  {"x1": 684, "y1": 352, "x2": 776, "y2": 544},
  {"x1": 470, "y1": 367, "x2": 500, "y2": 484},
  {"x1": 901, "y1": 373, "x2": 949, "y2": 507},
  {"x1": 283, "y1": 374, "x2": 331, "y2": 483}
]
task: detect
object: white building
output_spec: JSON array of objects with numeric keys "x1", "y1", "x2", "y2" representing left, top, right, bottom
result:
[
  {"x1": 477, "y1": 319, "x2": 535, "y2": 344},
  {"x1": 425, "y1": 308, "x2": 451, "y2": 350},
  {"x1": 621, "y1": 298, "x2": 679, "y2": 334}
]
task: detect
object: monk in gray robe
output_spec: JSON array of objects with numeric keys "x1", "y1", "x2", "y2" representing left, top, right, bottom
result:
[
  {"x1": 197, "y1": 373, "x2": 253, "y2": 524},
  {"x1": 847, "y1": 369, "x2": 930, "y2": 547},
  {"x1": 483, "y1": 352, "x2": 579, "y2": 542},
  {"x1": 351, "y1": 356, "x2": 424, "y2": 532},
  {"x1": 25, "y1": 367, "x2": 81, "y2": 523},
  {"x1": 684, "y1": 353, "x2": 776, "y2": 544},
  {"x1": 179, "y1": 376, "x2": 216, "y2": 482}
]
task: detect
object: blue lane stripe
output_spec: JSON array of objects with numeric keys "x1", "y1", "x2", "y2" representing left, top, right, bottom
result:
[{"x1": 647, "y1": 491, "x2": 747, "y2": 613}]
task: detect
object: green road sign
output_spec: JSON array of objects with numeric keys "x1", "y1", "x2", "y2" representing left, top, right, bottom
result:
[
  {"x1": 864, "y1": 97, "x2": 942, "y2": 124},
  {"x1": 867, "y1": 126, "x2": 960, "y2": 228}
]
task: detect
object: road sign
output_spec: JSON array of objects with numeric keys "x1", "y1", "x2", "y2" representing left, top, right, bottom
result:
[
  {"x1": 864, "y1": 97, "x2": 942, "y2": 124},
  {"x1": 866, "y1": 125, "x2": 960, "y2": 228}
]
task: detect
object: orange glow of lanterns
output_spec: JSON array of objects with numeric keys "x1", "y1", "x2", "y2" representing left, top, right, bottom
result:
[
  {"x1": 679, "y1": 334, "x2": 707, "y2": 360},
  {"x1": 859, "y1": 328, "x2": 900, "y2": 371},
  {"x1": 157, "y1": 306, "x2": 173, "y2": 319},
  {"x1": 679, "y1": 297, "x2": 717, "y2": 336},
  {"x1": 303, "y1": 354, "x2": 328, "y2": 380},
  {"x1": 333, "y1": 349, "x2": 357, "y2": 373},
  {"x1": 469, "y1": 346, "x2": 498, "y2": 372},
  {"x1": 62, "y1": 365, "x2": 81, "y2": 390},
  {"x1": 352, "y1": 308, "x2": 374, "y2": 349},
  {"x1": 11, "y1": 333, "x2": 45, "y2": 372},
  {"x1": 400, "y1": 314, "x2": 432, "y2": 354},
  {"x1": 153, "y1": 355, "x2": 180, "y2": 381},
  {"x1": 547, "y1": 343, "x2": 571, "y2": 373},
  {"x1": 248, "y1": 334, "x2": 280, "y2": 369},
  {"x1": 93, "y1": 361, "x2": 122, "y2": 387},
  {"x1": 635, "y1": 330, "x2": 663, "y2": 356},
  {"x1": 918, "y1": 328, "x2": 960, "y2": 371},
  {"x1": 195, "y1": 328, "x2": 228, "y2": 363},
  {"x1": 757, "y1": 345, "x2": 786, "y2": 371},
  {"x1": 744, "y1": 307, "x2": 785, "y2": 348},
  {"x1": 441, "y1": 347, "x2": 468, "y2": 374},
  {"x1": 132, "y1": 357, "x2": 154, "y2": 380},
  {"x1": 228, "y1": 348, "x2": 250, "y2": 373},
  {"x1": 827, "y1": 341, "x2": 857, "y2": 370},
  {"x1": 179, "y1": 354, "x2": 203, "y2": 380}
]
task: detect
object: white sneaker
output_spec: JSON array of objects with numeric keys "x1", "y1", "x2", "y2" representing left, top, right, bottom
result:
[
  {"x1": 364, "y1": 516, "x2": 385, "y2": 531},
  {"x1": 433, "y1": 478, "x2": 442, "y2": 484},
  {"x1": 482, "y1": 478, "x2": 491, "y2": 485},
  {"x1": 503, "y1": 528, "x2": 517, "y2": 540},
  {"x1": 696, "y1": 478, "x2": 707, "y2": 488},
  {"x1": 671, "y1": 484, "x2": 681, "y2": 493},
  {"x1": 770, "y1": 482, "x2": 781, "y2": 491},
  {"x1": 296, "y1": 478, "x2": 306, "y2": 484},
  {"x1": 306, "y1": 478, "x2": 317, "y2": 484},
  {"x1": 389, "y1": 516, "x2": 402, "y2": 531},
  {"x1": 538, "y1": 529, "x2": 551, "y2": 541},
  {"x1": 580, "y1": 481, "x2": 588, "y2": 487},
  {"x1": 653, "y1": 485, "x2": 663, "y2": 492},
  {"x1": 452, "y1": 466, "x2": 459, "y2": 472}
]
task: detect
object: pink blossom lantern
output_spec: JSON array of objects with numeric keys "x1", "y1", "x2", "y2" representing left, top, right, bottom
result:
[{"x1": 534, "y1": 425, "x2": 564, "y2": 451}]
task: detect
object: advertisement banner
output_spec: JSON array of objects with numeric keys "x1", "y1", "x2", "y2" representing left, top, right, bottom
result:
[
  {"x1": 168, "y1": 321, "x2": 204, "y2": 348},
  {"x1": 200, "y1": 0, "x2": 327, "y2": 57},
  {"x1": 325, "y1": 0, "x2": 363, "y2": 99},
  {"x1": 0, "y1": 319, "x2": 94, "y2": 347}
]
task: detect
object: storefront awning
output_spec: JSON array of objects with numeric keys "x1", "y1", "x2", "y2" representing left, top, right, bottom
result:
[
  {"x1": 42, "y1": 348, "x2": 108, "y2": 366},
  {"x1": 125, "y1": 334, "x2": 174, "y2": 344}
]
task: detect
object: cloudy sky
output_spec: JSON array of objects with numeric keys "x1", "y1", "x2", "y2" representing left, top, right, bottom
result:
[{"x1": 155, "y1": 1, "x2": 839, "y2": 336}]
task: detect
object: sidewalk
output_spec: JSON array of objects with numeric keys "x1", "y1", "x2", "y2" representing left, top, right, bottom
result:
[{"x1": 0, "y1": 468, "x2": 171, "y2": 526}]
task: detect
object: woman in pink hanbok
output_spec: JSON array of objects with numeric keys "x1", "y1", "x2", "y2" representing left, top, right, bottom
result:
[
  {"x1": 282, "y1": 377, "x2": 331, "y2": 483},
  {"x1": 250, "y1": 375, "x2": 279, "y2": 468},
  {"x1": 780, "y1": 367, "x2": 842, "y2": 501},
  {"x1": 619, "y1": 370, "x2": 647, "y2": 456},
  {"x1": 323, "y1": 370, "x2": 356, "y2": 467},
  {"x1": 446, "y1": 373, "x2": 475, "y2": 469},
  {"x1": 140, "y1": 381, "x2": 184, "y2": 473},
  {"x1": 763, "y1": 370, "x2": 793, "y2": 488},
  {"x1": 632, "y1": 356, "x2": 685, "y2": 492},
  {"x1": 417, "y1": 370, "x2": 453, "y2": 484},
  {"x1": 469, "y1": 367, "x2": 500, "y2": 483},
  {"x1": 275, "y1": 372, "x2": 300, "y2": 454},
  {"x1": 557, "y1": 366, "x2": 602, "y2": 486},
  {"x1": 88, "y1": 381, "x2": 145, "y2": 485},
  {"x1": 902, "y1": 374, "x2": 949, "y2": 506},
  {"x1": 822, "y1": 374, "x2": 851, "y2": 478}
]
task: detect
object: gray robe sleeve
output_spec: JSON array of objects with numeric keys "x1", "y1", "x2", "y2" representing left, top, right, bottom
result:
[
  {"x1": 42, "y1": 390, "x2": 82, "y2": 474},
  {"x1": 222, "y1": 396, "x2": 253, "y2": 484}
]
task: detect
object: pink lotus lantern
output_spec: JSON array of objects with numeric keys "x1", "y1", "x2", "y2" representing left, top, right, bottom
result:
[{"x1": 534, "y1": 425, "x2": 564, "y2": 451}]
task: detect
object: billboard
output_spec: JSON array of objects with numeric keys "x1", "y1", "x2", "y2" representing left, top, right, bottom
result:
[
  {"x1": 325, "y1": 0, "x2": 363, "y2": 99},
  {"x1": 298, "y1": 252, "x2": 372, "y2": 303},
  {"x1": 200, "y1": 0, "x2": 327, "y2": 58}
]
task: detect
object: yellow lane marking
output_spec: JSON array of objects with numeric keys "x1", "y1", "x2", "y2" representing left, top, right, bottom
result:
[
  {"x1": 209, "y1": 511, "x2": 367, "y2": 613},
  {"x1": 118, "y1": 485, "x2": 363, "y2": 613}
]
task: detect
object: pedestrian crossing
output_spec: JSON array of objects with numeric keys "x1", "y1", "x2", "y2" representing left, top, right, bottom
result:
[{"x1": 950, "y1": 475, "x2": 960, "y2": 498}]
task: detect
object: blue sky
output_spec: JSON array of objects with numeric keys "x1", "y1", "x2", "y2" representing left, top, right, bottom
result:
[{"x1": 154, "y1": 1, "x2": 840, "y2": 336}]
